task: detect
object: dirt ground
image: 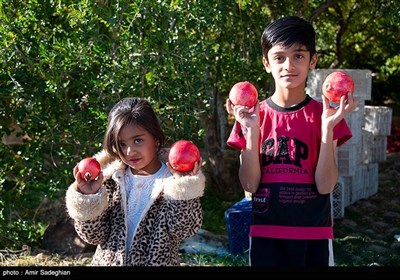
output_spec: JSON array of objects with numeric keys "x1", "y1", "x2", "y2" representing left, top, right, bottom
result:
[{"x1": 332, "y1": 152, "x2": 400, "y2": 266}]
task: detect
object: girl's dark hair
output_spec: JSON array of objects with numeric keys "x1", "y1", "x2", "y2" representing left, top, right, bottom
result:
[
  {"x1": 103, "y1": 97, "x2": 165, "y2": 159},
  {"x1": 261, "y1": 16, "x2": 316, "y2": 60}
]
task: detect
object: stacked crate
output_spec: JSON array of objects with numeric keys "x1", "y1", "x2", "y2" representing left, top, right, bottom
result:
[
  {"x1": 361, "y1": 106, "x2": 392, "y2": 197},
  {"x1": 307, "y1": 69, "x2": 392, "y2": 219},
  {"x1": 362, "y1": 106, "x2": 393, "y2": 163}
]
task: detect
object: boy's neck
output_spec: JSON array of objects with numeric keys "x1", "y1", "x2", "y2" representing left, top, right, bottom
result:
[{"x1": 271, "y1": 88, "x2": 307, "y2": 108}]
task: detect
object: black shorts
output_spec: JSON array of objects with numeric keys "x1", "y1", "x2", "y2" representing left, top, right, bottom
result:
[{"x1": 249, "y1": 237, "x2": 331, "y2": 267}]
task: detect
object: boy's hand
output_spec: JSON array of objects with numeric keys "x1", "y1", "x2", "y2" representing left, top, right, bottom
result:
[
  {"x1": 342, "y1": 91, "x2": 357, "y2": 114},
  {"x1": 226, "y1": 98, "x2": 234, "y2": 115},
  {"x1": 321, "y1": 92, "x2": 357, "y2": 129},
  {"x1": 228, "y1": 100, "x2": 260, "y2": 130}
]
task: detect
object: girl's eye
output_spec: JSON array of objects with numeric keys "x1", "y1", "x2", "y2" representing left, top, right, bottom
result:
[
  {"x1": 119, "y1": 143, "x2": 126, "y2": 149},
  {"x1": 134, "y1": 138, "x2": 143, "y2": 144}
]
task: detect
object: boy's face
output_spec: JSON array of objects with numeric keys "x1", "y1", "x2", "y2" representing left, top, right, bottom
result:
[{"x1": 263, "y1": 43, "x2": 317, "y2": 90}]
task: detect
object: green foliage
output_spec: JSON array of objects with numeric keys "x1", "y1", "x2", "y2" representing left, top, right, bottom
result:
[
  {"x1": 201, "y1": 187, "x2": 244, "y2": 235},
  {"x1": 0, "y1": 0, "x2": 399, "y2": 251},
  {"x1": 0, "y1": 219, "x2": 46, "y2": 250},
  {"x1": 313, "y1": 0, "x2": 400, "y2": 104}
]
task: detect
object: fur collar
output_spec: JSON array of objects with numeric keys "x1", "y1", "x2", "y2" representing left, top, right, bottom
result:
[{"x1": 93, "y1": 150, "x2": 126, "y2": 180}]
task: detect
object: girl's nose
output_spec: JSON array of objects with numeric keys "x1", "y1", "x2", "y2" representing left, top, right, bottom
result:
[{"x1": 126, "y1": 146, "x2": 135, "y2": 155}]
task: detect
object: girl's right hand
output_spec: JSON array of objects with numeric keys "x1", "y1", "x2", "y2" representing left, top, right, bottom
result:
[{"x1": 73, "y1": 165, "x2": 103, "y2": 194}]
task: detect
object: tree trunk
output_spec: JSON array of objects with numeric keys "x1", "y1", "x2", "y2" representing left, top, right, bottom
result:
[{"x1": 201, "y1": 80, "x2": 243, "y2": 199}]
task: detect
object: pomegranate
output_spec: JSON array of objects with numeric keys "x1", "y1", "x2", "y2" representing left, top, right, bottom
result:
[
  {"x1": 168, "y1": 140, "x2": 200, "y2": 172},
  {"x1": 77, "y1": 157, "x2": 101, "y2": 181},
  {"x1": 322, "y1": 71, "x2": 354, "y2": 103},
  {"x1": 229, "y1": 81, "x2": 258, "y2": 107}
]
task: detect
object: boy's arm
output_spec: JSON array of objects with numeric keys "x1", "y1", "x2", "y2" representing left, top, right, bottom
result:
[
  {"x1": 239, "y1": 126, "x2": 261, "y2": 193},
  {"x1": 315, "y1": 93, "x2": 356, "y2": 194},
  {"x1": 227, "y1": 99, "x2": 262, "y2": 193},
  {"x1": 315, "y1": 128, "x2": 339, "y2": 194}
]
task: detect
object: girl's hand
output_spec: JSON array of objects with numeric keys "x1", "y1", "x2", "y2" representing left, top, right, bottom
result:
[
  {"x1": 166, "y1": 157, "x2": 202, "y2": 179},
  {"x1": 73, "y1": 165, "x2": 103, "y2": 194}
]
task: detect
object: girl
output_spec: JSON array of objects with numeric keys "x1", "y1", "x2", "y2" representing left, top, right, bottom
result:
[{"x1": 66, "y1": 97, "x2": 205, "y2": 266}]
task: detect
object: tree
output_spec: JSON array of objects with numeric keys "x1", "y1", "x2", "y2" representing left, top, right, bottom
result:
[{"x1": 0, "y1": 0, "x2": 398, "y2": 250}]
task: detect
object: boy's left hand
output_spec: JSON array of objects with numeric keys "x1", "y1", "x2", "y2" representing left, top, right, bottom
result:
[{"x1": 322, "y1": 92, "x2": 357, "y2": 128}]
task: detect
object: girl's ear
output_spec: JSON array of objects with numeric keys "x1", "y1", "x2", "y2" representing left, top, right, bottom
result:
[
  {"x1": 310, "y1": 53, "x2": 318, "y2": 70},
  {"x1": 262, "y1": 57, "x2": 271, "y2": 73}
]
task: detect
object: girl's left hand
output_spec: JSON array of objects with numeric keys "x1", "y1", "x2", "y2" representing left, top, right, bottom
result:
[{"x1": 167, "y1": 157, "x2": 202, "y2": 179}]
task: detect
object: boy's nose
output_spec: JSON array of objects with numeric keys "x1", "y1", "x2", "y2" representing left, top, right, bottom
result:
[{"x1": 284, "y1": 58, "x2": 294, "y2": 70}]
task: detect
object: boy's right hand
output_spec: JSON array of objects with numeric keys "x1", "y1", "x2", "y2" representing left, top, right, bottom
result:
[
  {"x1": 73, "y1": 165, "x2": 103, "y2": 194},
  {"x1": 226, "y1": 98, "x2": 234, "y2": 115},
  {"x1": 226, "y1": 98, "x2": 260, "y2": 130}
]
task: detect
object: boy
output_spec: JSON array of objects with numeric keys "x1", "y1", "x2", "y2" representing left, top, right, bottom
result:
[{"x1": 226, "y1": 16, "x2": 356, "y2": 267}]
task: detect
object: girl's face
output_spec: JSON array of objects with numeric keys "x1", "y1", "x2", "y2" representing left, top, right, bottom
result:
[
  {"x1": 118, "y1": 123, "x2": 161, "y2": 175},
  {"x1": 263, "y1": 43, "x2": 317, "y2": 91}
]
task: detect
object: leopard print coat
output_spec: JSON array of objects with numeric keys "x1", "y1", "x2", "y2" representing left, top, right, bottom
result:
[{"x1": 65, "y1": 150, "x2": 205, "y2": 266}]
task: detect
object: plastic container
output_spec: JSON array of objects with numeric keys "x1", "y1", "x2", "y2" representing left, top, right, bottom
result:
[
  {"x1": 225, "y1": 197, "x2": 252, "y2": 255},
  {"x1": 364, "y1": 106, "x2": 392, "y2": 136}
]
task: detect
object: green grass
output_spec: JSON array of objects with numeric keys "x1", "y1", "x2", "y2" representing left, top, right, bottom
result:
[
  {"x1": 200, "y1": 187, "x2": 244, "y2": 235},
  {"x1": 180, "y1": 252, "x2": 248, "y2": 266}
]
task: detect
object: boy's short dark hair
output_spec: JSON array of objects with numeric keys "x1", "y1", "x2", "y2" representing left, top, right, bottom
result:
[{"x1": 261, "y1": 16, "x2": 316, "y2": 60}]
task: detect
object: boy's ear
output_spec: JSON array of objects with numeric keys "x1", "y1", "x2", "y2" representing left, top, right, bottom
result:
[
  {"x1": 310, "y1": 53, "x2": 318, "y2": 70},
  {"x1": 262, "y1": 57, "x2": 271, "y2": 73}
]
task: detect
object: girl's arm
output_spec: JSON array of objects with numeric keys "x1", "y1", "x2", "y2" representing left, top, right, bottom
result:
[
  {"x1": 163, "y1": 170, "x2": 205, "y2": 240},
  {"x1": 65, "y1": 179, "x2": 113, "y2": 245}
]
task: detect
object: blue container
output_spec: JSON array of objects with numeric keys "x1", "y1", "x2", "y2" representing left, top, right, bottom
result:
[{"x1": 225, "y1": 197, "x2": 252, "y2": 255}]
